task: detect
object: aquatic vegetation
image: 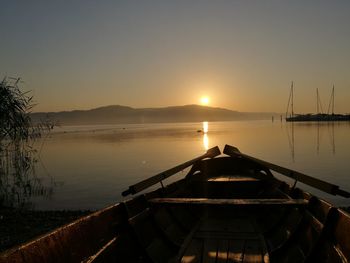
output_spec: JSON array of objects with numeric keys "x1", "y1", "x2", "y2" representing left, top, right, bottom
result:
[{"x1": 0, "y1": 77, "x2": 54, "y2": 208}]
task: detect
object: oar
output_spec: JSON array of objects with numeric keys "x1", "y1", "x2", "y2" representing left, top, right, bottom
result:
[
  {"x1": 122, "y1": 146, "x2": 221, "y2": 197},
  {"x1": 223, "y1": 144, "x2": 350, "y2": 198}
]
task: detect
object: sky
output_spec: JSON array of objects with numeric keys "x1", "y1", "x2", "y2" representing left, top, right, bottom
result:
[{"x1": 1, "y1": 1, "x2": 350, "y2": 113}]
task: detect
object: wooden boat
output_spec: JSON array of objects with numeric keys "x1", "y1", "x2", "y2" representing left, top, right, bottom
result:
[{"x1": 1, "y1": 145, "x2": 350, "y2": 263}]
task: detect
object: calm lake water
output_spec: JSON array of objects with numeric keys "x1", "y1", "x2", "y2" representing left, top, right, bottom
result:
[{"x1": 31, "y1": 120, "x2": 350, "y2": 210}]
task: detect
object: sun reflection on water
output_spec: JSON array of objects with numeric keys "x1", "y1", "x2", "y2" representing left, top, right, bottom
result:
[
  {"x1": 203, "y1": 121, "x2": 208, "y2": 133},
  {"x1": 202, "y1": 122, "x2": 209, "y2": 150},
  {"x1": 203, "y1": 133, "x2": 209, "y2": 150}
]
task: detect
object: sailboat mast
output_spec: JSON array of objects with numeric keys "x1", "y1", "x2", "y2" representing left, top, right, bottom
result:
[
  {"x1": 332, "y1": 85, "x2": 335, "y2": 115},
  {"x1": 285, "y1": 81, "x2": 294, "y2": 118},
  {"x1": 316, "y1": 88, "x2": 319, "y2": 114},
  {"x1": 327, "y1": 85, "x2": 335, "y2": 115},
  {"x1": 291, "y1": 81, "x2": 294, "y2": 117}
]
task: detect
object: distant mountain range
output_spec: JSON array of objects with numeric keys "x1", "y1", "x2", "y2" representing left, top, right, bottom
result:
[{"x1": 31, "y1": 105, "x2": 279, "y2": 125}]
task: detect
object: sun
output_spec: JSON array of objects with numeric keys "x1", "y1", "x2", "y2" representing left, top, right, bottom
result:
[{"x1": 200, "y1": 96, "x2": 210, "y2": 106}]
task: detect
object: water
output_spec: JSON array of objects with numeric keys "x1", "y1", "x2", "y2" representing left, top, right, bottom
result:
[{"x1": 31, "y1": 120, "x2": 350, "y2": 210}]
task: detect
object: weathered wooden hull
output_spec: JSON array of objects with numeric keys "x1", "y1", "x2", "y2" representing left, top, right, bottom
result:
[{"x1": 1, "y1": 148, "x2": 350, "y2": 263}]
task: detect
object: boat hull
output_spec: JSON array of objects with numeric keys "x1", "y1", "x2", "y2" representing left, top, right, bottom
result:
[{"x1": 1, "y1": 155, "x2": 350, "y2": 263}]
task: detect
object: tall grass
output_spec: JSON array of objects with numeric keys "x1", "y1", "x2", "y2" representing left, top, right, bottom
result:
[{"x1": 0, "y1": 77, "x2": 54, "y2": 208}]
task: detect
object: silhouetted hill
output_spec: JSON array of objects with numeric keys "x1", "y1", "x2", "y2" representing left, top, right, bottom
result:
[{"x1": 31, "y1": 105, "x2": 278, "y2": 125}]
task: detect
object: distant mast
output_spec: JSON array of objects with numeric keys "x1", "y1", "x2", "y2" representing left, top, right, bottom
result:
[
  {"x1": 291, "y1": 81, "x2": 294, "y2": 117},
  {"x1": 333, "y1": 85, "x2": 335, "y2": 114},
  {"x1": 317, "y1": 88, "x2": 319, "y2": 114},
  {"x1": 327, "y1": 85, "x2": 335, "y2": 115},
  {"x1": 332, "y1": 85, "x2": 335, "y2": 115},
  {"x1": 286, "y1": 81, "x2": 294, "y2": 119}
]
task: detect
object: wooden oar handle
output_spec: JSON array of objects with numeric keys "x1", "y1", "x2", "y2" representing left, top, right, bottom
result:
[
  {"x1": 122, "y1": 146, "x2": 221, "y2": 197},
  {"x1": 122, "y1": 189, "x2": 132, "y2": 197}
]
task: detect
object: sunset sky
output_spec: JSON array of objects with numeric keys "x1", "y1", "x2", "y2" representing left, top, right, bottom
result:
[{"x1": 1, "y1": 1, "x2": 350, "y2": 113}]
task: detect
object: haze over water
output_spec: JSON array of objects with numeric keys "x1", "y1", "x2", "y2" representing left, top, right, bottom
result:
[{"x1": 32, "y1": 120, "x2": 350, "y2": 210}]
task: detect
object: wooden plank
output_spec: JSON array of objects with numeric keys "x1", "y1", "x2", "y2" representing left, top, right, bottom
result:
[
  {"x1": 278, "y1": 245, "x2": 305, "y2": 263},
  {"x1": 309, "y1": 240, "x2": 346, "y2": 263},
  {"x1": 149, "y1": 198, "x2": 308, "y2": 206},
  {"x1": 208, "y1": 176, "x2": 260, "y2": 182},
  {"x1": 153, "y1": 208, "x2": 186, "y2": 246},
  {"x1": 216, "y1": 239, "x2": 229, "y2": 263},
  {"x1": 128, "y1": 208, "x2": 176, "y2": 263},
  {"x1": 202, "y1": 239, "x2": 217, "y2": 263},
  {"x1": 124, "y1": 195, "x2": 148, "y2": 218},
  {"x1": 223, "y1": 144, "x2": 350, "y2": 197},
  {"x1": 146, "y1": 238, "x2": 175, "y2": 263},
  {"x1": 197, "y1": 218, "x2": 255, "y2": 233},
  {"x1": 259, "y1": 235, "x2": 270, "y2": 263},
  {"x1": 84, "y1": 237, "x2": 118, "y2": 263},
  {"x1": 122, "y1": 146, "x2": 221, "y2": 196},
  {"x1": 181, "y1": 239, "x2": 203, "y2": 263},
  {"x1": 228, "y1": 239, "x2": 245, "y2": 262},
  {"x1": 128, "y1": 209, "x2": 157, "y2": 248},
  {"x1": 243, "y1": 240, "x2": 263, "y2": 263},
  {"x1": 167, "y1": 207, "x2": 199, "y2": 232},
  {"x1": 195, "y1": 232, "x2": 258, "y2": 240},
  {"x1": 256, "y1": 208, "x2": 287, "y2": 234},
  {"x1": 83, "y1": 233, "x2": 144, "y2": 263},
  {"x1": 307, "y1": 196, "x2": 332, "y2": 224},
  {"x1": 329, "y1": 209, "x2": 350, "y2": 261},
  {"x1": 265, "y1": 208, "x2": 304, "y2": 252},
  {"x1": 174, "y1": 222, "x2": 201, "y2": 263},
  {"x1": 0, "y1": 203, "x2": 126, "y2": 263},
  {"x1": 296, "y1": 212, "x2": 322, "y2": 258}
]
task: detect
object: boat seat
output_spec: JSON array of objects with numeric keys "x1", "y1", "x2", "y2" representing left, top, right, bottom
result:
[
  {"x1": 191, "y1": 174, "x2": 265, "y2": 199},
  {"x1": 149, "y1": 198, "x2": 308, "y2": 206},
  {"x1": 207, "y1": 175, "x2": 261, "y2": 182}
]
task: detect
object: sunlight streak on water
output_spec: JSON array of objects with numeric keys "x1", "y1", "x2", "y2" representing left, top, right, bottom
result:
[
  {"x1": 203, "y1": 121, "x2": 209, "y2": 133},
  {"x1": 202, "y1": 121, "x2": 209, "y2": 149}
]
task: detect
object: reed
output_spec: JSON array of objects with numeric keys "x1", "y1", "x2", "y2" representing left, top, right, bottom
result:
[{"x1": 0, "y1": 77, "x2": 54, "y2": 208}]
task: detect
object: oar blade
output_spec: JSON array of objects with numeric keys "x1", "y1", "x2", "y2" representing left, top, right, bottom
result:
[
  {"x1": 223, "y1": 144, "x2": 241, "y2": 154},
  {"x1": 206, "y1": 146, "x2": 221, "y2": 158}
]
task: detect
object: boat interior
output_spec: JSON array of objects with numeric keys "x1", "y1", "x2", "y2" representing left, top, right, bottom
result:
[{"x1": 1, "y1": 145, "x2": 350, "y2": 263}]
